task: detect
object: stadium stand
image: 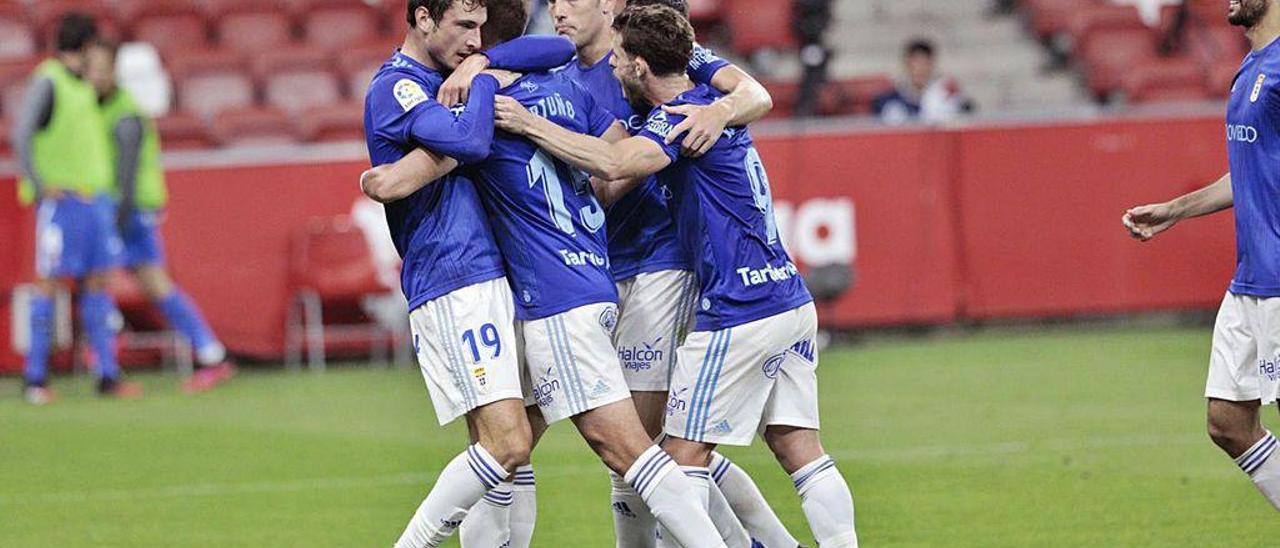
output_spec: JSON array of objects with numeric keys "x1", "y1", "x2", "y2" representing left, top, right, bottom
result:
[{"x1": 0, "y1": 0, "x2": 1249, "y2": 152}]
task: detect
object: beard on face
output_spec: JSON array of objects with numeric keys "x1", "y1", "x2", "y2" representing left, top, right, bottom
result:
[{"x1": 1230, "y1": 0, "x2": 1271, "y2": 27}]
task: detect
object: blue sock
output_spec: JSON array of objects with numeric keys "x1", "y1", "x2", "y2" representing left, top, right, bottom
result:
[
  {"x1": 24, "y1": 295, "x2": 54, "y2": 386},
  {"x1": 157, "y1": 290, "x2": 220, "y2": 361},
  {"x1": 81, "y1": 291, "x2": 120, "y2": 381}
]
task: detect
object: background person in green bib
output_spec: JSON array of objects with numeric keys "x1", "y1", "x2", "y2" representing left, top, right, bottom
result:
[
  {"x1": 86, "y1": 39, "x2": 236, "y2": 394},
  {"x1": 12, "y1": 13, "x2": 140, "y2": 405}
]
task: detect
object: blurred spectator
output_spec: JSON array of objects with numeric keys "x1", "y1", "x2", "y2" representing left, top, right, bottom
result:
[
  {"x1": 526, "y1": 0, "x2": 553, "y2": 34},
  {"x1": 873, "y1": 39, "x2": 973, "y2": 125}
]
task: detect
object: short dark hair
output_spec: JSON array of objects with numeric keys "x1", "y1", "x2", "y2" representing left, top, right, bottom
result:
[
  {"x1": 56, "y1": 12, "x2": 98, "y2": 53},
  {"x1": 626, "y1": 0, "x2": 689, "y2": 18},
  {"x1": 905, "y1": 38, "x2": 935, "y2": 58},
  {"x1": 481, "y1": 0, "x2": 527, "y2": 46},
  {"x1": 613, "y1": 5, "x2": 693, "y2": 77},
  {"x1": 406, "y1": 0, "x2": 486, "y2": 28}
]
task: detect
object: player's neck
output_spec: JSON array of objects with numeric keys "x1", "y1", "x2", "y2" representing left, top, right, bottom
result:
[
  {"x1": 400, "y1": 34, "x2": 440, "y2": 72},
  {"x1": 578, "y1": 32, "x2": 612, "y2": 67},
  {"x1": 645, "y1": 74, "x2": 694, "y2": 107},
  {"x1": 1247, "y1": 13, "x2": 1280, "y2": 51}
]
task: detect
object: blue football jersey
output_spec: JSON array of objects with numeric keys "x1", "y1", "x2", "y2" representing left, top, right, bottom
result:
[
  {"x1": 466, "y1": 72, "x2": 619, "y2": 320},
  {"x1": 637, "y1": 84, "x2": 813, "y2": 331},
  {"x1": 364, "y1": 51, "x2": 506, "y2": 309},
  {"x1": 1227, "y1": 40, "x2": 1280, "y2": 297},
  {"x1": 559, "y1": 44, "x2": 731, "y2": 281}
]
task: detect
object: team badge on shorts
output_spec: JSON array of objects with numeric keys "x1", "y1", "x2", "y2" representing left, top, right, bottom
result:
[
  {"x1": 472, "y1": 366, "x2": 489, "y2": 394},
  {"x1": 598, "y1": 306, "x2": 619, "y2": 333}
]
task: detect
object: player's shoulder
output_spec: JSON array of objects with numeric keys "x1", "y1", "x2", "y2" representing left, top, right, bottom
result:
[
  {"x1": 688, "y1": 42, "x2": 727, "y2": 70},
  {"x1": 367, "y1": 53, "x2": 441, "y2": 103}
]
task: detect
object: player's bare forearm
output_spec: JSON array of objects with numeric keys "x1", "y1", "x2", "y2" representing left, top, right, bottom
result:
[
  {"x1": 1169, "y1": 173, "x2": 1233, "y2": 220},
  {"x1": 591, "y1": 176, "x2": 644, "y2": 207},
  {"x1": 361, "y1": 148, "x2": 459, "y2": 203},
  {"x1": 520, "y1": 114, "x2": 631, "y2": 180},
  {"x1": 710, "y1": 66, "x2": 774, "y2": 126}
]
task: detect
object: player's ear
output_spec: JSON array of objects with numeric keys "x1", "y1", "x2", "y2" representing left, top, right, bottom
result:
[
  {"x1": 633, "y1": 56, "x2": 650, "y2": 80},
  {"x1": 415, "y1": 7, "x2": 435, "y2": 34}
]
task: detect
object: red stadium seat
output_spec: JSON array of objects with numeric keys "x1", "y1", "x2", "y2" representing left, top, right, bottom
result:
[
  {"x1": 725, "y1": 0, "x2": 797, "y2": 54},
  {"x1": 688, "y1": 0, "x2": 724, "y2": 26},
  {"x1": 1122, "y1": 57, "x2": 1207, "y2": 103},
  {"x1": 299, "y1": 0, "x2": 383, "y2": 52},
  {"x1": 209, "y1": 0, "x2": 296, "y2": 54},
  {"x1": 821, "y1": 75, "x2": 895, "y2": 116},
  {"x1": 120, "y1": 0, "x2": 211, "y2": 54},
  {"x1": 155, "y1": 112, "x2": 218, "y2": 150},
  {"x1": 1187, "y1": 24, "x2": 1249, "y2": 66},
  {"x1": 1080, "y1": 28, "x2": 1159, "y2": 97},
  {"x1": 1206, "y1": 60, "x2": 1243, "y2": 99},
  {"x1": 169, "y1": 50, "x2": 255, "y2": 120},
  {"x1": 760, "y1": 79, "x2": 799, "y2": 118},
  {"x1": 1024, "y1": 0, "x2": 1094, "y2": 39},
  {"x1": 340, "y1": 43, "x2": 397, "y2": 100},
  {"x1": 296, "y1": 102, "x2": 364, "y2": 143},
  {"x1": 210, "y1": 106, "x2": 297, "y2": 147},
  {"x1": 254, "y1": 47, "x2": 342, "y2": 116},
  {"x1": 1066, "y1": 3, "x2": 1147, "y2": 49},
  {"x1": 0, "y1": 5, "x2": 35, "y2": 60},
  {"x1": 285, "y1": 216, "x2": 403, "y2": 371}
]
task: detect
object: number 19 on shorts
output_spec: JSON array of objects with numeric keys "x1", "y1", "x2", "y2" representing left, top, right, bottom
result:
[{"x1": 461, "y1": 323, "x2": 502, "y2": 363}]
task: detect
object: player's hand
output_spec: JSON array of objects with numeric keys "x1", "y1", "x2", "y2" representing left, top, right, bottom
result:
[
  {"x1": 494, "y1": 95, "x2": 534, "y2": 134},
  {"x1": 483, "y1": 69, "x2": 522, "y2": 89},
  {"x1": 661, "y1": 101, "x2": 733, "y2": 157},
  {"x1": 438, "y1": 54, "x2": 490, "y2": 106},
  {"x1": 1123, "y1": 203, "x2": 1180, "y2": 242}
]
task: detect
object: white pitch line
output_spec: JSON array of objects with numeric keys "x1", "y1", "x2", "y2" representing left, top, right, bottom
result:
[{"x1": 0, "y1": 433, "x2": 1217, "y2": 506}]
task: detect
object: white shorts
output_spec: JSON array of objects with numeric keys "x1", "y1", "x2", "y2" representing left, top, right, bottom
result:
[
  {"x1": 1206, "y1": 292, "x2": 1280, "y2": 405},
  {"x1": 665, "y1": 303, "x2": 821, "y2": 446},
  {"x1": 614, "y1": 270, "x2": 699, "y2": 392},
  {"x1": 520, "y1": 302, "x2": 633, "y2": 425},
  {"x1": 409, "y1": 278, "x2": 523, "y2": 426}
]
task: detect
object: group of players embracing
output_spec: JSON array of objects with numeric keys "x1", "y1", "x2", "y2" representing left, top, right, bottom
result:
[{"x1": 361, "y1": 1, "x2": 858, "y2": 546}]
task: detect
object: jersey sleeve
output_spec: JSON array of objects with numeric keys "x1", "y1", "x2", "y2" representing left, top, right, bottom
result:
[
  {"x1": 686, "y1": 43, "x2": 731, "y2": 86},
  {"x1": 484, "y1": 35, "x2": 576, "y2": 72},
  {"x1": 635, "y1": 107, "x2": 684, "y2": 163},
  {"x1": 367, "y1": 72, "x2": 497, "y2": 164}
]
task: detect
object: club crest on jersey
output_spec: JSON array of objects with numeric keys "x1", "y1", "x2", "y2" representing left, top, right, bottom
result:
[
  {"x1": 520, "y1": 80, "x2": 539, "y2": 93},
  {"x1": 393, "y1": 79, "x2": 428, "y2": 112},
  {"x1": 1252, "y1": 74, "x2": 1267, "y2": 103},
  {"x1": 599, "y1": 306, "x2": 619, "y2": 333}
]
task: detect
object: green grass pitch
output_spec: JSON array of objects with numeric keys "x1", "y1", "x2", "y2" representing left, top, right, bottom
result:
[{"x1": 2, "y1": 326, "x2": 1278, "y2": 546}]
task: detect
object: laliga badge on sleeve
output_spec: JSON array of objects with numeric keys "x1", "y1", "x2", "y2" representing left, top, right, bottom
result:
[{"x1": 394, "y1": 79, "x2": 429, "y2": 112}]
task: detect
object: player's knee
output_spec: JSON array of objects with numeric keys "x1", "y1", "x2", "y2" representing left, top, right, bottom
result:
[
  {"x1": 764, "y1": 426, "x2": 825, "y2": 473},
  {"x1": 486, "y1": 428, "x2": 533, "y2": 471},
  {"x1": 1207, "y1": 415, "x2": 1248, "y2": 453}
]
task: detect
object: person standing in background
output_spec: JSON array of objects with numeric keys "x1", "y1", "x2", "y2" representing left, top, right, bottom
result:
[
  {"x1": 12, "y1": 13, "x2": 140, "y2": 404},
  {"x1": 86, "y1": 38, "x2": 237, "y2": 394},
  {"x1": 872, "y1": 39, "x2": 973, "y2": 125}
]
